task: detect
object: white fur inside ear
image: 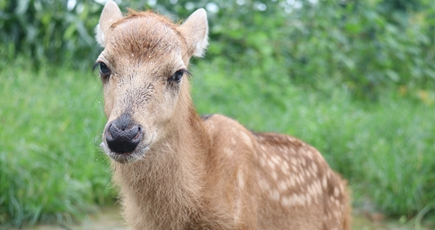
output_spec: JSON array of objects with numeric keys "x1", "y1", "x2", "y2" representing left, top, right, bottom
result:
[
  {"x1": 180, "y1": 8, "x2": 209, "y2": 58},
  {"x1": 95, "y1": 0, "x2": 123, "y2": 48},
  {"x1": 193, "y1": 26, "x2": 208, "y2": 57},
  {"x1": 95, "y1": 24, "x2": 105, "y2": 47}
]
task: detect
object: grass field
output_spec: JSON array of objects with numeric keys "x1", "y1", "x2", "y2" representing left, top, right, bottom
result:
[{"x1": 0, "y1": 59, "x2": 434, "y2": 228}]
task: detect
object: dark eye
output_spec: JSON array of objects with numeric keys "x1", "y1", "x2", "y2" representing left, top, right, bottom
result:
[
  {"x1": 93, "y1": 62, "x2": 111, "y2": 79},
  {"x1": 99, "y1": 62, "x2": 110, "y2": 74},
  {"x1": 169, "y1": 70, "x2": 185, "y2": 82}
]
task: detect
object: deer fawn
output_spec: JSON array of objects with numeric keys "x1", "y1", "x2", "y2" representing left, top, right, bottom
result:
[{"x1": 94, "y1": 1, "x2": 351, "y2": 229}]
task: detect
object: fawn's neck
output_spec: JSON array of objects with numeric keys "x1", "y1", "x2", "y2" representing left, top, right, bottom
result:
[{"x1": 111, "y1": 96, "x2": 210, "y2": 227}]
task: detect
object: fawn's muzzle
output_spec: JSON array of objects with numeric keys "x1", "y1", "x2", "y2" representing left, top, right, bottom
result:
[{"x1": 105, "y1": 114, "x2": 143, "y2": 153}]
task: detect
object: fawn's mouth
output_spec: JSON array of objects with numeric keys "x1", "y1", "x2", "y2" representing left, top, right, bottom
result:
[{"x1": 100, "y1": 141, "x2": 151, "y2": 164}]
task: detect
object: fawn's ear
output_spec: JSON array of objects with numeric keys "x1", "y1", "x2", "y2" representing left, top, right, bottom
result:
[
  {"x1": 95, "y1": 0, "x2": 123, "y2": 47},
  {"x1": 179, "y1": 9, "x2": 209, "y2": 57}
]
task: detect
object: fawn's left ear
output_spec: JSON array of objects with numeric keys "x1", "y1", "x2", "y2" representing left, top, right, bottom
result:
[
  {"x1": 95, "y1": 0, "x2": 123, "y2": 47},
  {"x1": 178, "y1": 9, "x2": 209, "y2": 57}
]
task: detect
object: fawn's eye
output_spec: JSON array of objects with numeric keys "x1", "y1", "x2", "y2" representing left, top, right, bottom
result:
[
  {"x1": 99, "y1": 63, "x2": 110, "y2": 74},
  {"x1": 93, "y1": 62, "x2": 111, "y2": 79},
  {"x1": 169, "y1": 70, "x2": 186, "y2": 82}
]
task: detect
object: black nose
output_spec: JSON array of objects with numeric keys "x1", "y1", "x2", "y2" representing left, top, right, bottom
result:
[{"x1": 105, "y1": 115, "x2": 143, "y2": 153}]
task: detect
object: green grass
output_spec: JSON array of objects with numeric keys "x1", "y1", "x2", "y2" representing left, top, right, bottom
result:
[
  {"x1": 0, "y1": 59, "x2": 434, "y2": 227},
  {"x1": 0, "y1": 61, "x2": 112, "y2": 228}
]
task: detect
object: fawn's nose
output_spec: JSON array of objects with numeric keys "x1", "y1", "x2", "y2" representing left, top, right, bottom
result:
[{"x1": 105, "y1": 114, "x2": 143, "y2": 153}]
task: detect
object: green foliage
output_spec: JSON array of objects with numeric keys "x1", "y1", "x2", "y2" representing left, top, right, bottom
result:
[
  {"x1": 149, "y1": 0, "x2": 435, "y2": 98},
  {"x1": 0, "y1": 60, "x2": 112, "y2": 228},
  {"x1": 1, "y1": 0, "x2": 434, "y2": 97},
  {"x1": 0, "y1": 0, "x2": 102, "y2": 69}
]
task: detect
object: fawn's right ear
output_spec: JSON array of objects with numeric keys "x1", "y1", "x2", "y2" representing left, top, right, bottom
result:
[
  {"x1": 178, "y1": 9, "x2": 209, "y2": 57},
  {"x1": 95, "y1": 0, "x2": 123, "y2": 47}
]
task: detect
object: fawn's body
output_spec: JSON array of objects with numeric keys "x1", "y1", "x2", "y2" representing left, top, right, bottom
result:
[{"x1": 95, "y1": 1, "x2": 351, "y2": 229}]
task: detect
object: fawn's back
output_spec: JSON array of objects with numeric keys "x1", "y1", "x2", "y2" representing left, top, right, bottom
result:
[{"x1": 201, "y1": 114, "x2": 351, "y2": 229}]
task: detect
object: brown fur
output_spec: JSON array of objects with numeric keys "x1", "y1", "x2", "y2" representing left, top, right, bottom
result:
[{"x1": 95, "y1": 2, "x2": 351, "y2": 229}]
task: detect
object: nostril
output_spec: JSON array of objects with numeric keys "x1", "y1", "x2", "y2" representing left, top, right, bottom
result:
[
  {"x1": 132, "y1": 126, "x2": 142, "y2": 141},
  {"x1": 106, "y1": 123, "x2": 114, "y2": 140}
]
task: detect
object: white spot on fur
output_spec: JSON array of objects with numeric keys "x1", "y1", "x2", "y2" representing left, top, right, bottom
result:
[
  {"x1": 290, "y1": 194, "x2": 305, "y2": 206},
  {"x1": 235, "y1": 169, "x2": 244, "y2": 222},
  {"x1": 269, "y1": 189, "x2": 280, "y2": 201},
  {"x1": 292, "y1": 165, "x2": 298, "y2": 173},
  {"x1": 270, "y1": 155, "x2": 281, "y2": 165},
  {"x1": 283, "y1": 161, "x2": 289, "y2": 170},
  {"x1": 260, "y1": 145, "x2": 266, "y2": 152},
  {"x1": 271, "y1": 171, "x2": 278, "y2": 181},
  {"x1": 322, "y1": 176, "x2": 327, "y2": 189},
  {"x1": 330, "y1": 196, "x2": 335, "y2": 203},
  {"x1": 306, "y1": 194, "x2": 312, "y2": 204},
  {"x1": 259, "y1": 158, "x2": 266, "y2": 167},
  {"x1": 282, "y1": 152, "x2": 289, "y2": 159},
  {"x1": 259, "y1": 177, "x2": 270, "y2": 191},
  {"x1": 267, "y1": 159, "x2": 276, "y2": 170},
  {"x1": 223, "y1": 147, "x2": 233, "y2": 157},
  {"x1": 288, "y1": 177, "x2": 296, "y2": 187},
  {"x1": 306, "y1": 150, "x2": 313, "y2": 159},
  {"x1": 294, "y1": 175, "x2": 300, "y2": 185},
  {"x1": 240, "y1": 132, "x2": 252, "y2": 148},
  {"x1": 306, "y1": 169, "x2": 311, "y2": 178},
  {"x1": 334, "y1": 187, "x2": 340, "y2": 197},
  {"x1": 307, "y1": 183, "x2": 314, "y2": 196},
  {"x1": 316, "y1": 180, "x2": 322, "y2": 195},
  {"x1": 281, "y1": 196, "x2": 293, "y2": 207},
  {"x1": 334, "y1": 199, "x2": 340, "y2": 207},
  {"x1": 278, "y1": 181, "x2": 288, "y2": 192},
  {"x1": 237, "y1": 169, "x2": 244, "y2": 189},
  {"x1": 280, "y1": 164, "x2": 289, "y2": 175},
  {"x1": 298, "y1": 174, "x2": 304, "y2": 184}
]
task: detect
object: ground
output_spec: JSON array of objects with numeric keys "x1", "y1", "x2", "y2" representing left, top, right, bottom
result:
[{"x1": 12, "y1": 206, "x2": 430, "y2": 230}]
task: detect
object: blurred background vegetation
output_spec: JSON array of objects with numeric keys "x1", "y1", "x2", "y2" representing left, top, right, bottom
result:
[{"x1": 0, "y1": 0, "x2": 434, "y2": 228}]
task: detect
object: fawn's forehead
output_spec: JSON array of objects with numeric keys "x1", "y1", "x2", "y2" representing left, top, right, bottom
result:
[{"x1": 104, "y1": 13, "x2": 184, "y2": 64}]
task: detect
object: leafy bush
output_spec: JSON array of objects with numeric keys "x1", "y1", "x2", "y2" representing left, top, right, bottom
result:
[
  {"x1": 0, "y1": 0, "x2": 102, "y2": 69},
  {"x1": 0, "y1": 0, "x2": 434, "y2": 97}
]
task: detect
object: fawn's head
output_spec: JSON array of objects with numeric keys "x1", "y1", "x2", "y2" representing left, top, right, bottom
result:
[{"x1": 95, "y1": 1, "x2": 208, "y2": 163}]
